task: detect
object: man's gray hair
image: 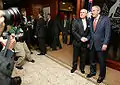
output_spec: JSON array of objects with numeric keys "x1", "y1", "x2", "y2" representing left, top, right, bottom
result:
[
  {"x1": 80, "y1": 9, "x2": 88, "y2": 14},
  {"x1": 92, "y1": 5, "x2": 101, "y2": 13}
]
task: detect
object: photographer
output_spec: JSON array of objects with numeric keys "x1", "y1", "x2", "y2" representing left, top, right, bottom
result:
[
  {"x1": 0, "y1": 10, "x2": 21, "y2": 85},
  {"x1": 13, "y1": 25, "x2": 35, "y2": 70}
]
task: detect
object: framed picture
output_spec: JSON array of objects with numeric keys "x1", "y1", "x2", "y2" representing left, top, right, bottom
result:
[{"x1": 43, "y1": 6, "x2": 50, "y2": 21}]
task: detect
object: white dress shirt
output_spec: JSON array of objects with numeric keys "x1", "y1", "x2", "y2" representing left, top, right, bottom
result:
[{"x1": 82, "y1": 19, "x2": 87, "y2": 31}]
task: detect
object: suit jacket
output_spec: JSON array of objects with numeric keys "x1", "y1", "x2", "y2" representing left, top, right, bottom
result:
[
  {"x1": 46, "y1": 19, "x2": 54, "y2": 42},
  {"x1": 72, "y1": 18, "x2": 89, "y2": 47},
  {"x1": 20, "y1": 16, "x2": 31, "y2": 41},
  {"x1": 89, "y1": 15, "x2": 111, "y2": 51},
  {"x1": 36, "y1": 18, "x2": 46, "y2": 38},
  {"x1": 63, "y1": 19, "x2": 70, "y2": 32},
  {"x1": 53, "y1": 15, "x2": 64, "y2": 35},
  {"x1": 47, "y1": 19, "x2": 53, "y2": 35},
  {"x1": 70, "y1": 19, "x2": 76, "y2": 32}
]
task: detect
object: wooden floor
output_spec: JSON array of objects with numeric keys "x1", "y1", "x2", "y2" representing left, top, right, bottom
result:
[{"x1": 47, "y1": 36, "x2": 120, "y2": 85}]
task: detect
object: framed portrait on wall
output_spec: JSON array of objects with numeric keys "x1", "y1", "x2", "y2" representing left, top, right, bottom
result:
[{"x1": 43, "y1": 6, "x2": 50, "y2": 21}]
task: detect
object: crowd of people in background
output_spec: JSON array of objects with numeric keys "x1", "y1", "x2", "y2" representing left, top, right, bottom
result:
[{"x1": 18, "y1": 8, "x2": 77, "y2": 54}]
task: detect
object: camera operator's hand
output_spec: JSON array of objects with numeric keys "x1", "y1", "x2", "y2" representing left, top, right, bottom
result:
[
  {"x1": 0, "y1": 10, "x2": 5, "y2": 25},
  {"x1": 0, "y1": 34, "x2": 16, "y2": 50},
  {"x1": 0, "y1": 22, "x2": 5, "y2": 36},
  {"x1": 8, "y1": 34, "x2": 16, "y2": 50}
]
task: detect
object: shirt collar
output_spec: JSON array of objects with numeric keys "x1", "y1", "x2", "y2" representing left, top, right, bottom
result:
[
  {"x1": 23, "y1": 16, "x2": 26, "y2": 18},
  {"x1": 48, "y1": 18, "x2": 50, "y2": 21},
  {"x1": 82, "y1": 18, "x2": 86, "y2": 21},
  {"x1": 95, "y1": 14, "x2": 100, "y2": 20}
]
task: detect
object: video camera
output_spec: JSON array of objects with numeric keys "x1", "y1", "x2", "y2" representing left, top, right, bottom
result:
[{"x1": 3, "y1": 7, "x2": 21, "y2": 26}]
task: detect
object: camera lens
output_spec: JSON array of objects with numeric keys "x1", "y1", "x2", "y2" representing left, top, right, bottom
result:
[
  {"x1": 4, "y1": 7, "x2": 21, "y2": 26},
  {"x1": 11, "y1": 8, "x2": 21, "y2": 25}
]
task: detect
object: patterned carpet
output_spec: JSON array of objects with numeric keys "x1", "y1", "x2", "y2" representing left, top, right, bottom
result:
[{"x1": 12, "y1": 50, "x2": 105, "y2": 85}]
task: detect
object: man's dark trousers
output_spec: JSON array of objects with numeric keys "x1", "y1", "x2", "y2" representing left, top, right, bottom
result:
[
  {"x1": 72, "y1": 45, "x2": 88, "y2": 71},
  {"x1": 89, "y1": 45, "x2": 106, "y2": 78}
]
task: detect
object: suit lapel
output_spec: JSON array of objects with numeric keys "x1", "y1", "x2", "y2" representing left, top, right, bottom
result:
[
  {"x1": 95, "y1": 15, "x2": 103, "y2": 31},
  {"x1": 91, "y1": 18, "x2": 94, "y2": 32},
  {"x1": 79, "y1": 19, "x2": 84, "y2": 32}
]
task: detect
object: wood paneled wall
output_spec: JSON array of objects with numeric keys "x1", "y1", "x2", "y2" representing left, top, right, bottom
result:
[
  {"x1": 21, "y1": 0, "x2": 58, "y2": 19},
  {"x1": 0, "y1": 0, "x2": 3, "y2": 9}
]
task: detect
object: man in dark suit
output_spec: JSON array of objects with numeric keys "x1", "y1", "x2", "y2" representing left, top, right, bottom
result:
[
  {"x1": 51, "y1": 13, "x2": 63, "y2": 50},
  {"x1": 36, "y1": 13, "x2": 46, "y2": 55},
  {"x1": 86, "y1": 6, "x2": 111, "y2": 83},
  {"x1": 71, "y1": 9, "x2": 89, "y2": 74},
  {"x1": 46, "y1": 14, "x2": 54, "y2": 48},
  {"x1": 62, "y1": 14, "x2": 70, "y2": 44},
  {"x1": 68, "y1": 14, "x2": 76, "y2": 45}
]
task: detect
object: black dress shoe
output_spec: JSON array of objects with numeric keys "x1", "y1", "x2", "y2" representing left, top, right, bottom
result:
[
  {"x1": 30, "y1": 59, "x2": 35, "y2": 63},
  {"x1": 59, "y1": 46, "x2": 62, "y2": 49},
  {"x1": 71, "y1": 68, "x2": 76, "y2": 73},
  {"x1": 11, "y1": 76, "x2": 22, "y2": 85},
  {"x1": 52, "y1": 48, "x2": 57, "y2": 51},
  {"x1": 97, "y1": 76, "x2": 104, "y2": 83},
  {"x1": 81, "y1": 70, "x2": 85, "y2": 74},
  {"x1": 31, "y1": 52, "x2": 33, "y2": 54},
  {"x1": 86, "y1": 73, "x2": 96, "y2": 78},
  {"x1": 37, "y1": 53, "x2": 45, "y2": 55},
  {"x1": 16, "y1": 66, "x2": 23, "y2": 70}
]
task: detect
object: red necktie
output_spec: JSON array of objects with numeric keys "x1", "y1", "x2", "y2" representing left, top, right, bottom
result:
[{"x1": 93, "y1": 19, "x2": 97, "y2": 31}]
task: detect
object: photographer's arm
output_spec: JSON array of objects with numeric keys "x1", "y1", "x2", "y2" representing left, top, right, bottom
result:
[
  {"x1": 0, "y1": 22, "x2": 5, "y2": 36},
  {"x1": 8, "y1": 34, "x2": 16, "y2": 50},
  {"x1": 5, "y1": 35, "x2": 16, "y2": 58}
]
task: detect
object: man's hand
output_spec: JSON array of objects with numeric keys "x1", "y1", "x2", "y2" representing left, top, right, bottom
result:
[
  {"x1": 34, "y1": 35, "x2": 37, "y2": 38},
  {"x1": 81, "y1": 37, "x2": 88, "y2": 42},
  {"x1": 8, "y1": 34, "x2": 16, "y2": 50},
  {"x1": 102, "y1": 44, "x2": 107, "y2": 51},
  {"x1": 0, "y1": 23, "x2": 5, "y2": 36}
]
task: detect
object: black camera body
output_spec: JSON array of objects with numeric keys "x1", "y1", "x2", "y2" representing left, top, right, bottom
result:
[{"x1": 4, "y1": 7, "x2": 21, "y2": 26}]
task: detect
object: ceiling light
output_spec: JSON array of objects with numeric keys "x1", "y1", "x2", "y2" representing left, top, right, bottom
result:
[{"x1": 62, "y1": 2, "x2": 66, "y2": 4}]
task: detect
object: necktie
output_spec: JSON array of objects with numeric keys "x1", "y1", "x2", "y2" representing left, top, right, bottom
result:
[{"x1": 93, "y1": 19, "x2": 97, "y2": 31}]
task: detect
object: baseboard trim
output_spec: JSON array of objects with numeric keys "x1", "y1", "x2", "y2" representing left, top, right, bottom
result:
[{"x1": 106, "y1": 59, "x2": 120, "y2": 71}]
